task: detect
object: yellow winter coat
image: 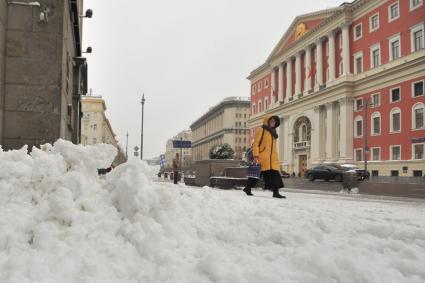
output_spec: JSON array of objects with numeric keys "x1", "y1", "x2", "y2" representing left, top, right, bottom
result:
[{"x1": 252, "y1": 115, "x2": 281, "y2": 172}]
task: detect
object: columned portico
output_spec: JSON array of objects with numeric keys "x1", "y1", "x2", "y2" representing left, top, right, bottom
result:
[
  {"x1": 341, "y1": 23, "x2": 351, "y2": 76},
  {"x1": 325, "y1": 102, "x2": 336, "y2": 161},
  {"x1": 315, "y1": 38, "x2": 323, "y2": 91},
  {"x1": 285, "y1": 59, "x2": 293, "y2": 103},
  {"x1": 278, "y1": 64, "x2": 284, "y2": 103},
  {"x1": 295, "y1": 52, "x2": 302, "y2": 98},
  {"x1": 304, "y1": 46, "x2": 312, "y2": 95},
  {"x1": 270, "y1": 68, "x2": 277, "y2": 105},
  {"x1": 338, "y1": 98, "x2": 354, "y2": 162},
  {"x1": 328, "y1": 31, "x2": 336, "y2": 82},
  {"x1": 311, "y1": 106, "x2": 321, "y2": 163}
]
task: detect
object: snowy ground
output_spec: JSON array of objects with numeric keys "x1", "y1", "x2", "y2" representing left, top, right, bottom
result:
[{"x1": 1, "y1": 140, "x2": 425, "y2": 283}]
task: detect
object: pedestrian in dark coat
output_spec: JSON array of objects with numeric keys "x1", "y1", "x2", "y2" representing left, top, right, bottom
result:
[{"x1": 172, "y1": 153, "x2": 180, "y2": 184}]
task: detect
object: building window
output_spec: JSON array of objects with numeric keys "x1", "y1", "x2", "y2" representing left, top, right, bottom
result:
[
  {"x1": 390, "y1": 108, "x2": 401, "y2": 132},
  {"x1": 355, "y1": 98, "x2": 363, "y2": 111},
  {"x1": 412, "y1": 80, "x2": 424, "y2": 97},
  {"x1": 264, "y1": 97, "x2": 269, "y2": 110},
  {"x1": 354, "y1": 23, "x2": 362, "y2": 41},
  {"x1": 354, "y1": 117, "x2": 363, "y2": 137},
  {"x1": 371, "y1": 112, "x2": 381, "y2": 135},
  {"x1": 391, "y1": 170, "x2": 399, "y2": 176},
  {"x1": 252, "y1": 103, "x2": 256, "y2": 114},
  {"x1": 371, "y1": 170, "x2": 379, "y2": 177},
  {"x1": 411, "y1": 23, "x2": 424, "y2": 52},
  {"x1": 370, "y1": 44, "x2": 381, "y2": 68},
  {"x1": 388, "y1": 1, "x2": 400, "y2": 22},
  {"x1": 369, "y1": 13, "x2": 379, "y2": 32},
  {"x1": 389, "y1": 34, "x2": 401, "y2": 61},
  {"x1": 355, "y1": 148, "x2": 363, "y2": 161},
  {"x1": 258, "y1": 81, "x2": 262, "y2": 91},
  {"x1": 372, "y1": 147, "x2": 381, "y2": 161},
  {"x1": 258, "y1": 101, "x2": 262, "y2": 113},
  {"x1": 264, "y1": 78, "x2": 269, "y2": 88},
  {"x1": 413, "y1": 170, "x2": 423, "y2": 177},
  {"x1": 371, "y1": 93, "x2": 380, "y2": 107},
  {"x1": 413, "y1": 143, "x2": 424, "y2": 159},
  {"x1": 390, "y1": 87, "x2": 401, "y2": 103},
  {"x1": 354, "y1": 52, "x2": 363, "y2": 74},
  {"x1": 391, "y1": 145, "x2": 401, "y2": 160},
  {"x1": 410, "y1": 0, "x2": 423, "y2": 11},
  {"x1": 412, "y1": 102, "x2": 424, "y2": 129}
]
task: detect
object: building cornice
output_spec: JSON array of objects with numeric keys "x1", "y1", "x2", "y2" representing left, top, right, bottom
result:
[{"x1": 190, "y1": 97, "x2": 250, "y2": 129}]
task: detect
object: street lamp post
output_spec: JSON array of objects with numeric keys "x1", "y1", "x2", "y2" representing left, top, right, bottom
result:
[
  {"x1": 125, "y1": 132, "x2": 129, "y2": 160},
  {"x1": 140, "y1": 94, "x2": 146, "y2": 160}
]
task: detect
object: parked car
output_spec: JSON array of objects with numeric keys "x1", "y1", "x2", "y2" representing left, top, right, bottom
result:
[
  {"x1": 305, "y1": 164, "x2": 347, "y2": 182},
  {"x1": 280, "y1": 171, "x2": 291, "y2": 178},
  {"x1": 339, "y1": 164, "x2": 370, "y2": 180}
]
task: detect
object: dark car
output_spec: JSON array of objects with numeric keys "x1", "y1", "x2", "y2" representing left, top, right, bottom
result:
[
  {"x1": 280, "y1": 171, "x2": 290, "y2": 178},
  {"x1": 305, "y1": 164, "x2": 347, "y2": 182},
  {"x1": 353, "y1": 169, "x2": 370, "y2": 180}
]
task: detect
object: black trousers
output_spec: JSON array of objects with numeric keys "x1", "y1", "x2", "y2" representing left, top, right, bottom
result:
[
  {"x1": 244, "y1": 177, "x2": 259, "y2": 190},
  {"x1": 173, "y1": 171, "x2": 178, "y2": 184}
]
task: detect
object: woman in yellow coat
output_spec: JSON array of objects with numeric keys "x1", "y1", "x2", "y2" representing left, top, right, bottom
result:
[{"x1": 252, "y1": 115, "x2": 285, "y2": 198}]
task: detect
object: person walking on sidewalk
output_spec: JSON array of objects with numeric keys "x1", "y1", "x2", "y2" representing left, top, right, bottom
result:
[
  {"x1": 252, "y1": 115, "x2": 285, "y2": 199},
  {"x1": 172, "y1": 153, "x2": 180, "y2": 184}
]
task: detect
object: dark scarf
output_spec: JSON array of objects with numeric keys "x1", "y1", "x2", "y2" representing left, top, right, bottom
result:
[{"x1": 262, "y1": 125, "x2": 278, "y2": 139}]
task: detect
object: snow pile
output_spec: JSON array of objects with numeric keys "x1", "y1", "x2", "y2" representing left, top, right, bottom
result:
[{"x1": 1, "y1": 140, "x2": 425, "y2": 283}]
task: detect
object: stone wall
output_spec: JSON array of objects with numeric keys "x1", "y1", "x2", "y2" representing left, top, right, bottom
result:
[
  {"x1": 1, "y1": 0, "x2": 73, "y2": 150},
  {"x1": 0, "y1": 0, "x2": 7, "y2": 141}
]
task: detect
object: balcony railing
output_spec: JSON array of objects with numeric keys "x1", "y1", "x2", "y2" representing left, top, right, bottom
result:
[{"x1": 294, "y1": 140, "x2": 311, "y2": 149}]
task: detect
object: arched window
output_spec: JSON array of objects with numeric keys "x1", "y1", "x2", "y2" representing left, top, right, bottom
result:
[
  {"x1": 258, "y1": 101, "x2": 262, "y2": 113},
  {"x1": 301, "y1": 124, "x2": 307, "y2": 141},
  {"x1": 412, "y1": 102, "x2": 424, "y2": 129},
  {"x1": 390, "y1": 107, "x2": 401, "y2": 133},
  {"x1": 371, "y1": 112, "x2": 381, "y2": 136},
  {"x1": 354, "y1": 116, "x2": 363, "y2": 137},
  {"x1": 252, "y1": 103, "x2": 256, "y2": 115}
]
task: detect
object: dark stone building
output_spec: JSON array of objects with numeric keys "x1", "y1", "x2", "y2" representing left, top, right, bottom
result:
[{"x1": 0, "y1": 0, "x2": 88, "y2": 150}]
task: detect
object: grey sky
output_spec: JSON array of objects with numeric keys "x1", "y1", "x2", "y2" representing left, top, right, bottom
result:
[{"x1": 83, "y1": 0, "x2": 343, "y2": 159}]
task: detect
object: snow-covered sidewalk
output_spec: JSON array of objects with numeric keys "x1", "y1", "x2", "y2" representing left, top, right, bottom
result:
[{"x1": 1, "y1": 140, "x2": 424, "y2": 283}]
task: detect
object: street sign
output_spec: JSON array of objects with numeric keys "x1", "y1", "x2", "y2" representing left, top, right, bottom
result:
[
  {"x1": 159, "y1": 154, "x2": 166, "y2": 168},
  {"x1": 173, "y1": 140, "x2": 191, "y2": 148}
]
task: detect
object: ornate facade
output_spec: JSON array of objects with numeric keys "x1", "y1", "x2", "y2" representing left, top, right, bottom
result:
[{"x1": 248, "y1": 0, "x2": 425, "y2": 177}]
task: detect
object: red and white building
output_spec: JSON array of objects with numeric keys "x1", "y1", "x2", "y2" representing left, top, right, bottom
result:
[{"x1": 247, "y1": 0, "x2": 425, "y2": 177}]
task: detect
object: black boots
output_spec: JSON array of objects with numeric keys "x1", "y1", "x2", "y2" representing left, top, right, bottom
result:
[
  {"x1": 243, "y1": 187, "x2": 253, "y2": 196},
  {"x1": 273, "y1": 189, "x2": 286, "y2": 199}
]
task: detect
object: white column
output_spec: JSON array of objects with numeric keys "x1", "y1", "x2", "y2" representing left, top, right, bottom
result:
[
  {"x1": 328, "y1": 31, "x2": 336, "y2": 82},
  {"x1": 295, "y1": 52, "x2": 302, "y2": 98},
  {"x1": 342, "y1": 23, "x2": 351, "y2": 76},
  {"x1": 325, "y1": 102, "x2": 336, "y2": 160},
  {"x1": 285, "y1": 59, "x2": 292, "y2": 103},
  {"x1": 311, "y1": 106, "x2": 321, "y2": 163},
  {"x1": 339, "y1": 98, "x2": 354, "y2": 161},
  {"x1": 270, "y1": 68, "x2": 276, "y2": 105},
  {"x1": 277, "y1": 117, "x2": 285, "y2": 162},
  {"x1": 278, "y1": 63, "x2": 284, "y2": 103},
  {"x1": 282, "y1": 116, "x2": 289, "y2": 162},
  {"x1": 304, "y1": 46, "x2": 312, "y2": 94},
  {"x1": 315, "y1": 39, "x2": 323, "y2": 90}
]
